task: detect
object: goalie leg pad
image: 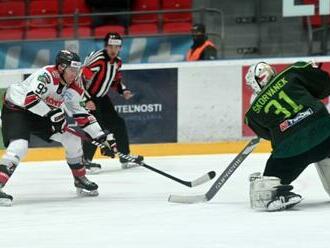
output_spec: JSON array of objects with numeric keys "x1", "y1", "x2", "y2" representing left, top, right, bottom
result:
[
  {"x1": 249, "y1": 172, "x2": 281, "y2": 209},
  {"x1": 249, "y1": 172, "x2": 302, "y2": 211},
  {"x1": 315, "y1": 158, "x2": 330, "y2": 197}
]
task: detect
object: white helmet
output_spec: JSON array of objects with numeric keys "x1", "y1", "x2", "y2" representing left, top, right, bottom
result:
[{"x1": 245, "y1": 62, "x2": 276, "y2": 94}]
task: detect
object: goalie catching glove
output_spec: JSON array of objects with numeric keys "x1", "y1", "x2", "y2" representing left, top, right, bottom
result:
[
  {"x1": 47, "y1": 108, "x2": 67, "y2": 133},
  {"x1": 93, "y1": 133, "x2": 117, "y2": 158}
]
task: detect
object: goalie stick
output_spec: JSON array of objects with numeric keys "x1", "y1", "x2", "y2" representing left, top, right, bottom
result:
[
  {"x1": 168, "y1": 137, "x2": 260, "y2": 203},
  {"x1": 64, "y1": 126, "x2": 216, "y2": 188}
]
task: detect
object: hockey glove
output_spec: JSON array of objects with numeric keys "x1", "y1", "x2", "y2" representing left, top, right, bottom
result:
[
  {"x1": 47, "y1": 108, "x2": 67, "y2": 133},
  {"x1": 94, "y1": 133, "x2": 117, "y2": 158}
]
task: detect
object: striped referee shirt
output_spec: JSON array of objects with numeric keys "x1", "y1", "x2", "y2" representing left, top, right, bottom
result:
[{"x1": 82, "y1": 49, "x2": 127, "y2": 99}]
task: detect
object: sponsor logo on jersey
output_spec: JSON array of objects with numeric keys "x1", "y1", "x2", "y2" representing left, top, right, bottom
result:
[
  {"x1": 45, "y1": 96, "x2": 63, "y2": 108},
  {"x1": 37, "y1": 73, "x2": 51, "y2": 84},
  {"x1": 63, "y1": 90, "x2": 73, "y2": 101},
  {"x1": 279, "y1": 108, "x2": 313, "y2": 132}
]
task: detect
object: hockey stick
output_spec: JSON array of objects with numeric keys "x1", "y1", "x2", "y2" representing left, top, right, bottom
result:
[
  {"x1": 64, "y1": 126, "x2": 216, "y2": 188},
  {"x1": 168, "y1": 137, "x2": 260, "y2": 203}
]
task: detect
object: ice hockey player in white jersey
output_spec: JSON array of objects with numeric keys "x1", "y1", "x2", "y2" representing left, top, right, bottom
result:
[{"x1": 0, "y1": 50, "x2": 117, "y2": 206}]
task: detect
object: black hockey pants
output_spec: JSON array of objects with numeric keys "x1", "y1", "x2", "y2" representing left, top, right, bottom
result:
[
  {"x1": 264, "y1": 136, "x2": 330, "y2": 184},
  {"x1": 83, "y1": 96, "x2": 130, "y2": 161}
]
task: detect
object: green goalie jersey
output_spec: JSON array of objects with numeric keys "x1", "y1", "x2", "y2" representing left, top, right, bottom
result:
[{"x1": 245, "y1": 61, "x2": 330, "y2": 158}]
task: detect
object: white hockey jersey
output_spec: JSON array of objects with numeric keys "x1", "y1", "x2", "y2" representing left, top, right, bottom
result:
[{"x1": 5, "y1": 65, "x2": 104, "y2": 139}]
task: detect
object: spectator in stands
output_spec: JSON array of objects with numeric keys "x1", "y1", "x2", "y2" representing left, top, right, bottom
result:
[
  {"x1": 85, "y1": 0, "x2": 131, "y2": 28},
  {"x1": 186, "y1": 23, "x2": 217, "y2": 61}
]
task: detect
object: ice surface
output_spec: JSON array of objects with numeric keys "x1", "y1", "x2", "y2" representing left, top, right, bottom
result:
[{"x1": 1, "y1": 154, "x2": 329, "y2": 248}]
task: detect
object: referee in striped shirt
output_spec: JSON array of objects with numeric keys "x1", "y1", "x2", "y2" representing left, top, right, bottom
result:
[{"x1": 81, "y1": 32, "x2": 143, "y2": 172}]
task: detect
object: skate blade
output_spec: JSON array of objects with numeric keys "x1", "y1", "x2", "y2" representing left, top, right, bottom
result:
[
  {"x1": 267, "y1": 196, "x2": 302, "y2": 211},
  {"x1": 284, "y1": 196, "x2": 303, "y2": 210},
  {"x1": 76, "y1": 188, "x2": 99, "y2": 197},
  {"x1": 121, "y1": 163, "x2": 140, "y2": 169},
  {"x1": 0, "y1": 198, "x2": 13, "y2": 207},
  {"x1": 86, "y1": 167, "x2": 102, "y2": 175}
]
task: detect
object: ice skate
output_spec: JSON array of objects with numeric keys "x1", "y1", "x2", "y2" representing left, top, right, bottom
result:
[
  {"x1": 267, "y1": 192, "x2": 302, "y2": 211},
  {"x1": 83, "y1": 159, "x2": 102, "y2": 174},
  {"x1": 120, "y1": 155, "x2": 144, "y2": 169},
  {"x1": 74, "y1": 176, "x2": 99, "y2": 197},
  {"x1": 0, "y1": 186, "x2": 13, "y2": 207}
]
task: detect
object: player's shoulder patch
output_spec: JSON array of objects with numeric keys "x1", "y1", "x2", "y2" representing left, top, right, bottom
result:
[{"x1": 37, "y1": 71, "x2": 51, "y2": 85}]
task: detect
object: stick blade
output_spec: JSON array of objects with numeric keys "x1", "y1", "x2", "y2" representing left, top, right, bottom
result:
[
  {"x1": 168, "y1": 194, "x2": 208, "y2": 204},
  {"x1": 190, "y1": 171, "x2": 216, "y2": 187}
]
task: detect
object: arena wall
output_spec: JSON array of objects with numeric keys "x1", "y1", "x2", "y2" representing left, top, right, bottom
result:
[{"x1": 1, "y1": 56, "x2": 329, "y2": 159}]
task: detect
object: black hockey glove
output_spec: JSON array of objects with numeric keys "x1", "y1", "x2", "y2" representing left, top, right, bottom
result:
[
  {"x1": 94, "y1": 133, "x2": 117, "y2": 158},
  {"x1": 47, "y1": 108, "x2": 67, "y2": 134}
]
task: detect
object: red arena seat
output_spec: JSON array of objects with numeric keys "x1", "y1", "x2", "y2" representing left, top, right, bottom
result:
[
  {"x1": 26, "y1": 0, "x2": 58, "y2": 40},
  {"x1": 28, "y1": 0, "x2": 58, "y2": 28},
  {"x1": 94, "y1": 25, "x2": 126, "y2": 38},
  {"x1": 60, "y1": 0, "x2": 92, "y2": 38},
  {"x1": 61, "y1": 26, "x2": 91, "y2": 38},
  {"x1": 0, "y1": 29, "x2": 24, "y2": 40},
  {"x1": 0, "y1": 0, "x2": 25, "y2": 40},
  {"x1": 129, "y1": 0, "x2": 160, "y2": 35},
  {"x1": 25, "y1": 28, "x2": 57, "y2": 39},
  {"x1": 162, "y1": 0, "x2": 192, "y2": 33},
  {"x1": 0, "y1": 0, "x2": 25, "y2": 28},
  {"x1": 62, "y1": 0, "x2": 92, "y2": 27}
]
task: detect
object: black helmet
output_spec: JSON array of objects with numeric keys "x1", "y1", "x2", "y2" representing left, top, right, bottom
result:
[
  {"x1": 104, "y1": 32, "x2": 122, "y2": 47},
  {"x1": 191, "y1": 23, "x2": 206, "y2": 34},
  {"x1": 55, "y1": 50, "x2": 81, "y2": 68}
]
